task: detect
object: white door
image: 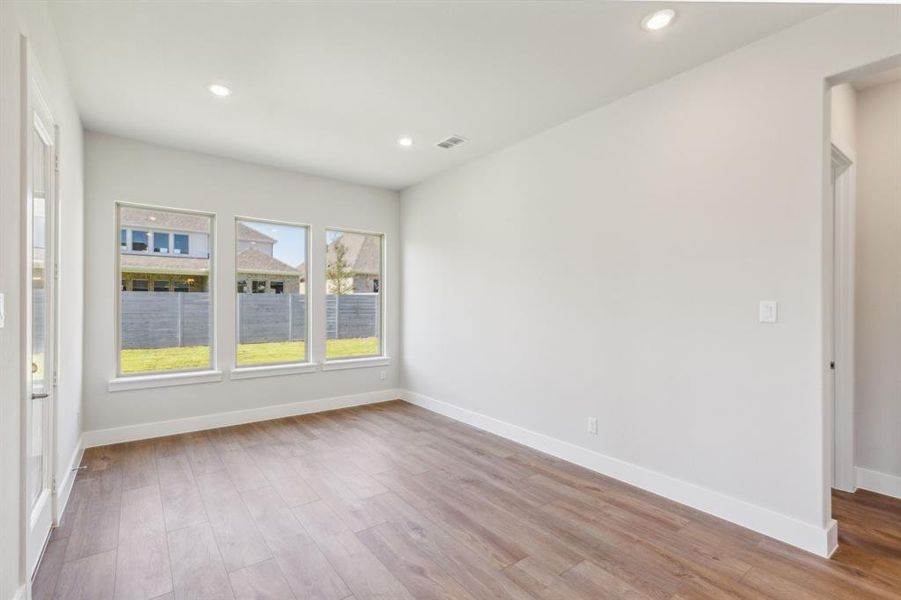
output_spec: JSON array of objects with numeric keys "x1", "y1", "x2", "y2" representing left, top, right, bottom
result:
[
  {"x1": 831, "y1": 145, "x2": 855, "y2": 492},
  {"x1": 25, "y1": 58, "x2": 57, "y2": 578}
]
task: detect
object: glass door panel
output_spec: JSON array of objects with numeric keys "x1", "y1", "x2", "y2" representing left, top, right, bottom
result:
[{"x1": 29, "y1": 126, "x2": 50, "y2": 512}]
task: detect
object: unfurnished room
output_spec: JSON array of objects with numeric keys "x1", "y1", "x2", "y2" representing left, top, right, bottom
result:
[{"x1": 1, "y1": 1, "x2": 900, "y2": 599}]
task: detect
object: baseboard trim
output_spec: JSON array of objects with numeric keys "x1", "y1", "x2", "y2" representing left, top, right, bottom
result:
[
  {"x1": 83, "y1": 388, "x2": 401, "y2": 447},
  {"x1": 55, "y1": 437, "x2": 84, "y2": 522},
  {"x1": 855, "y1": 466, "x2": 901, "y2": 499},
  {"x1": 400, "y1": 389, "x2": 836, "y2": 558}
]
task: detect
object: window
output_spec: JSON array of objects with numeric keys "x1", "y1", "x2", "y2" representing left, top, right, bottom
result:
[
  {"x1": 120, "y1": 229, "x2": 127, "y2": 250},
  {"x1": 118, "y1": 204, "x2": 214, "y2": 375},
  {"x1": 153, "y1": 232, "x2": 170, "y2": 253},
  {"x1": 132, "y1": 230, "x2": 148, "y2": 252},
  {"x1": 325, "y1": 229, "x2": 383, "y2": 361},
  {"x1": 174, "y1": 233, "x2": 189, "y2": 255},
  {"x1": 235, "y1": 218, "x2": 308, "y2": 367}
]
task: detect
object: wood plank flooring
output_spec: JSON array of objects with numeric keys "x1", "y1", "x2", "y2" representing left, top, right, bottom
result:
[{"x1": 33, "y1": 400, "x2": 901, "y2": 599}]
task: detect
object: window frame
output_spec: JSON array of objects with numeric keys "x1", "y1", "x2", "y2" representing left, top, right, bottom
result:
[
  {"x1": 131, "y1": 229, "x2": 149, "y2": 252},
  {"x1": 233, "y1": 216, "x2": 312, "y2": 371},
  {"x1": 173, "y1": 233, "x2": 189, "y2": 255},
  {"x1": 114, "y1": 202, "x2": 217, "y2": 379},
  {"x1": 323, "y1": 227, "x2": 386, "y2": 364},
  {"x1": 152, "y1": 231, "x2": 170, "y2": 254}
]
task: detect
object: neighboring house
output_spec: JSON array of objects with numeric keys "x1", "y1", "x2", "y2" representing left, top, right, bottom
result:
[
  {"x1": 298, "y1": 232, "x2": 380, "y2": 294},
  {"x1": 235, "y1": 222, "x2": 301, "y2": 294},
  {"x1": 119, "y1": 210, "x2": 299, "y2": 293},
  {"x1": 120, "y1": 208, "x2": 211, "y2": 292}
]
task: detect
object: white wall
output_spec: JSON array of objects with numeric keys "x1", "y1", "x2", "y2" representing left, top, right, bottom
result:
[
  {"x1": 400, "y1": 5, "x2": 901, "y2": 556},
  {"x1": 854, "y1": 79, "x2": 901, "y2": 493},
  {"x1": 830, "y1": 83, "x2": 857, "y2": 159},
  {"x1": 0, "y1": 2, "x2": 84, "y2": 599},
  {"x1": 83, "y1": 133, "x2": 400, "y2": 436}
]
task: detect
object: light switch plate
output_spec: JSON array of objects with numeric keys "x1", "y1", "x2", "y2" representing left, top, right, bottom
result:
[{"x1": 759, "y1": 300, "x2": 778, "y2": 323}]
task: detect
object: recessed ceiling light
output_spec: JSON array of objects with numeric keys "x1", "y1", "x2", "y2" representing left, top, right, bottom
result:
[
  {"x1": 641, "y1": 9, "x2": 676, "y2": 32},
  {"x1": 208, "y1": 83, "x2": 232, "y2": 97},
  {"x1": 397, "y1": 136, "x2": 414, "y2": 147}
]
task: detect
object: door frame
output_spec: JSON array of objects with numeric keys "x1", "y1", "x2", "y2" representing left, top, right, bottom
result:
[
  {"x1": 831, "y1": 144, "x2": 855, "y2": 493},
  {"x1": 20, "y1": 35, "x2": 60, "y2": 581}
]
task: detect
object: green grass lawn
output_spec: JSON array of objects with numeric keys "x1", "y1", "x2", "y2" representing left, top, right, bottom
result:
[{"x1": 120, "y1": 337, "x2": 380, "y2": 373}]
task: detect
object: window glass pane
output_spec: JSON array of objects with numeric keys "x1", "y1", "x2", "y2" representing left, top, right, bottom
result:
[
  {"x1": 132, "y1": 230, "x2": 148, "y2": 252},
  {"x1": 325, "y1": 230, "x2": 382, "y2": 360},
  {"x1": 173, "y1": 233, "x2": 189, "y2": 255},
  {"x1": 119, "y1": 205, "x2": 213, "y2": 374},
  {"x1": 121, "y1": 229, "x2": 127, "y2": 250},
  {"x1": 236, "y1": 219, "x2": 307, "y2": 366},
  {"x1": 153, "y1": 232, "x2": 170, "y2": 253}
]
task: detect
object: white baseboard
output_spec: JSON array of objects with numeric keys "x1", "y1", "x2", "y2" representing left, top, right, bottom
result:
[
  {"x1": 855, "y1": 466, "x2": 901, "y2": 499},
  {"x1": 400, "y1": 389, "x2": 837, "y2": 558},
  {"x1": 55, "y1": 437, "x2": 84, "y2": 522},
  {"x1": 83, "y1": 388, "x2": 401, "y2": 447}
]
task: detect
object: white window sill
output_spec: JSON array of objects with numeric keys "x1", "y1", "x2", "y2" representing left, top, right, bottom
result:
[
  {"x1": 321, "y1": 356, "x2": 391, "y2": 371},
  {"x1": 230, "y1": 362, "x2": 318, "y2": 380},
  {"x1": 108, "y1": 369, "x2": 223, "y2": 392}
]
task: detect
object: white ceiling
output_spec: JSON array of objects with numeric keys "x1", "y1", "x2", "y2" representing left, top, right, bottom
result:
[{"x1": 49, "y1": 1, "x2": 828, "y2": 190}]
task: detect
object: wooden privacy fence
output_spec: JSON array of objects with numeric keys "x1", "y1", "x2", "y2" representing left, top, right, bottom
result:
[
  {"x1": 326, "y1": 293, "x2": 379, "y2": 341},
  {"x1": 120, "y1": 291, "x2": 378, "y2": 349},
  {"x1": 120, "y1": 292, "x2": 210, "y2": 349}
]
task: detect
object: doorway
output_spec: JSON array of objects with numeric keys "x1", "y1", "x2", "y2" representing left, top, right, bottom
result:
[
  {"x1": 24, "y1": 42, "x2": 59, "y2": 579},
  {"x1": 826, "y1": 57, "x2": 901, "y2": 561},
  {"x1": 830, "y1": 144, "x2": 854, "y2": 493}
]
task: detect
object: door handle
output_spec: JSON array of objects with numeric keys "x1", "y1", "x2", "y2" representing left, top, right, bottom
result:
[{"x1": 31, "y1": 393, "x2": 49, "y2": 399}]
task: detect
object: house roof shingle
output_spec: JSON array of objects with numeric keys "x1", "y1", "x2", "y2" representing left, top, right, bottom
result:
[
  {"x1": 121, "y1": 249, "x2": 299, "y2": 276},
  {"x1": 297, "y1": 232, "x2": 380, "y2": 280},
  {"x1": 237, "y1": 222, "x2": 276, "y2": 243},
  {"x1": 236, "y1": 248, "x2": 299, "y2": 275},
  {"x1": 120, "y1": 254, "x2": 210, "y2": 274},
  {"x1": 120, "y1": 207, "x2": 210, "y2": 233}
]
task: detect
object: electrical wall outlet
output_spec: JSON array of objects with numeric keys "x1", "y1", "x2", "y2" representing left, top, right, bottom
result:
[
  {"x1": 379, "y1": 370, "x2": 387, "y2": 381},
  {"x1": 0, "y1": 293, "x2": 5, "y2": 328},
  {"x1": 587, "y1": 416, "x2": 598, "y2": 435},
  {"x1": 759, "y1": 300, "x2": 778, "y2": 323}
]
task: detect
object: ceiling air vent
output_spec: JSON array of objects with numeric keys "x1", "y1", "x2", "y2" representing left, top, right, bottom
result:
[{"x1": 436, "y1": 135, "x2": 467, "y2": 149}]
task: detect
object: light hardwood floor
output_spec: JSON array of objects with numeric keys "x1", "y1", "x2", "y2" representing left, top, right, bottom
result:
[{"x1": 32, "y1": 400, "x2": 901, "y2": 599}]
